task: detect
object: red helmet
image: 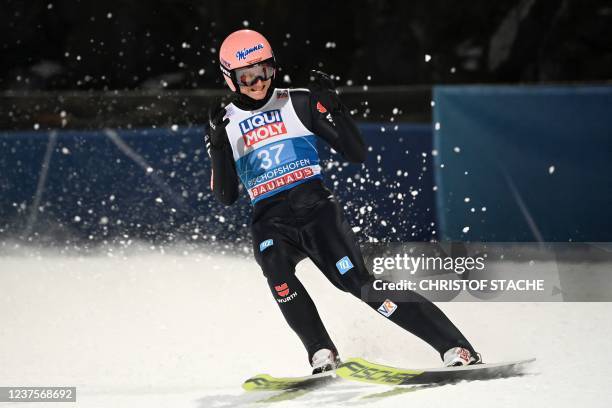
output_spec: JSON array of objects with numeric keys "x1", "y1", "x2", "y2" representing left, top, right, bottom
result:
[{"x1": 219, "y1": 29, "x2": 276, "y2": 92}]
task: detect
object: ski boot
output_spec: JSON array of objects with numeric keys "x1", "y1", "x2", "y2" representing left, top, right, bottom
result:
[
  {"x1": 311, "y1": 348, "x2": 342, "y2": 374},
  {"x1": 443, "y1": 347, "x2": 482, "y2": 367}
]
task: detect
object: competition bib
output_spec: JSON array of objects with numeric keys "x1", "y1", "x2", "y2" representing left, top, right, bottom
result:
[{"x1": 223, "y1": 89, "x2": 321, "y2": 203}]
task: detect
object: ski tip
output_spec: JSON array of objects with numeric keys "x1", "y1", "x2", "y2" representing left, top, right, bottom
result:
[{"x1": 242, "y1": 374, "x2": 272, "y2": 391}]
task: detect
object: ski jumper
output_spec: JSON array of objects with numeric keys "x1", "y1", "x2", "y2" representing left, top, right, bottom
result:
[{"x1": 207, "y1": 88, "x2": 476, "y2": 363}]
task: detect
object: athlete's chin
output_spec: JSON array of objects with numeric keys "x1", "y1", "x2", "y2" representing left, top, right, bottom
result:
[
  {"x1": 240, "y1": 81, "x2": 271, "y2": 100},
  {"x1": 248, "y1": 86, "x2": 268, "y2": 100}
]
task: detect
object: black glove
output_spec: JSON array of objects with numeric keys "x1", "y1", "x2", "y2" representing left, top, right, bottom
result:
[
  {"x1": 308, "y1": 70, "x2": 342, "y2": 113},
  {"x1": 205, "y1": 107, "x2": 230, "y2": 151}
]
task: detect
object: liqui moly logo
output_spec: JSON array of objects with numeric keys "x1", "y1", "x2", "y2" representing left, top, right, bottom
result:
[
  {"x1": 236, "y1": 44, "x2": 264, "y2": 60},
  {"x1": 239, "y1": 109, "x2": 287, "y2": 147}
]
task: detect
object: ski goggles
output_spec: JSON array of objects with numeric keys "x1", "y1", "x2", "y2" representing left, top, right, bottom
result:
[{"x1": 233, "y1": 59, "x2": 276, "y2": 87}]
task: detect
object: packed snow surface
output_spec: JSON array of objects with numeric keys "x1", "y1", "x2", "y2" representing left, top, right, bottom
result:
[{"x1": 1, "y1": 247, "x2": 610, "y2": 407}]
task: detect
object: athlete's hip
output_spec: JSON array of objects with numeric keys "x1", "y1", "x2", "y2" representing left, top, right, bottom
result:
[{"x1": 251, "y1": 179, "x2": 334, "y2": 224}]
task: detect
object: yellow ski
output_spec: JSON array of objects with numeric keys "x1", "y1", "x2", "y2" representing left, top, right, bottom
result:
[
  {"x1": 335, "y1": 357, "x2": 535, "y2": 386},
  {"x1": 242, "y1": 371, "x2": 337, "y2": 391}
]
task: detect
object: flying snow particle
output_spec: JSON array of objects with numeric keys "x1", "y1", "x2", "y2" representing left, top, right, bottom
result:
[
  {"x1": 434, "y1": 122, "x2": 441, "y2": 130},
  {"x1": 411, "y1": 190, "x2": 419, "y2": 197},
  {"x1": 106, "y1": 12, "x2": 113, "y2": 19},
  {"x1": 464, "y1": 197, "x2": 471, "y2": 203},
  {"x1": 425, "y1": 54, "x2": 432, "y2": 62},
  {"x1": 392, "y1": 107, "x2": 399, "y2": 115},
  {"x1": 74, "y1": 216, "x2": 81, "y2": 222},
  {"x1": 283, "y1": 74, "x2": 291, "y2": 83},
  {"x1": 171, "y1": 124, "x2": 178, "y2": 132},
  {"x1": 548, "y1": 165, "x2": 555, "y2": 174},
  {"x1": 352, "y1": 226, "x2": 361, "y2": 233},
  {"x1": 462, "y1": 226, "x2": 470, "y2": 233},
  {"x1": 99, "y1": 216, "x2": 109, "y2": 225},
  {"x1": 198, "y1": 68, "x2": 205, "y2": 75},
  {"x1": 61, "y1": 147, "x2": 70, "y2": 155},
  {"x1": 453, "y1": 146, "x2": 461, "y2": 153},
  {"x1": 146, "y1": 167, "x2": 154, "y2": 174},
  {"x1": 155, "y1": 197, "x2": 163, "y2": 203}
]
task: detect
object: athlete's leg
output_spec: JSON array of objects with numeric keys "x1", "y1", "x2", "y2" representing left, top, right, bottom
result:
[
  {"x1": 300, "y1": 197, "x2": 476, "y2": 359},
  {"x1": 252, "y1": 218, "x2": 338, "y2": 362}
]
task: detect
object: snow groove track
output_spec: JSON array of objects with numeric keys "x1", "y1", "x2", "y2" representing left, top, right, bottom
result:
[{"x1": 1, "y1": 247, "x2": 610, "y2": 407}]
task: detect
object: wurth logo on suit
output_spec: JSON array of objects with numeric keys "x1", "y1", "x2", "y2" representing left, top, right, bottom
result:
[
  {"x1": 239, "y1": 109, "x2": 287, "y2": 147},
  {"x1": 274, "y1": 282, "x2": 298, "y2": 303}
]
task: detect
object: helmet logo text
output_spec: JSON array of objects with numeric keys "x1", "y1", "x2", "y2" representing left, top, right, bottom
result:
[{"x1": 236, "y1": 44, "x2": 264, "y2": 61}]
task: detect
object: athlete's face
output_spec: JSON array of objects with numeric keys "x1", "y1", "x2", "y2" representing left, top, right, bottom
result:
[{"x1": 239, "y1": 78, "x2": 272, "y2": 100}]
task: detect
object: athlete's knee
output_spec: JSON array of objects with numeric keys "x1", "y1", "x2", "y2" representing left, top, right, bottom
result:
[{"x1": 342, "y1": 273, "x2": 375, "y2": 299}]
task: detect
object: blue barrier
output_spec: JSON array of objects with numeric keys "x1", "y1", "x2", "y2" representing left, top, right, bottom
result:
[
  {"x1": 433, "y1": 85, "x2": 612, "y2": 241},
  {"x1": 0, "y1": 123, "x2": 436, "y2": 244}
]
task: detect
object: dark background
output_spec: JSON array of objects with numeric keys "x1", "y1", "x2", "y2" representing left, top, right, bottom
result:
[
  {"x1": 1, "y1": 1, "x2": 611, "y2": 246},
  {"x1": 2, "y1": 0, "x2": 612, "y2": 91}
]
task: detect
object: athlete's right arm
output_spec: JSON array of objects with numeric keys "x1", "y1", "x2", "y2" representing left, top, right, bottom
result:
[{"x1": 205, "y1": 108, "x2": 240, "y2": 205}]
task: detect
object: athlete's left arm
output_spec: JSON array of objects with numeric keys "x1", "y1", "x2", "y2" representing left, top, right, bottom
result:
[{"x1": 290, "y1": 87, "x2": 367, "y2": 164}]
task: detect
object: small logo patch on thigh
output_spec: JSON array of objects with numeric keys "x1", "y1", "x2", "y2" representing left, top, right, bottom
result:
[
  {"x1": 336, "y1": 256, "x2": 354, "y2": 275},
  {"x1": 259, "y1": 239, "x2": 274, "y2": 252},
  {"x1": 377, "y1": 299, "x2": 398, "y2": 317}
]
